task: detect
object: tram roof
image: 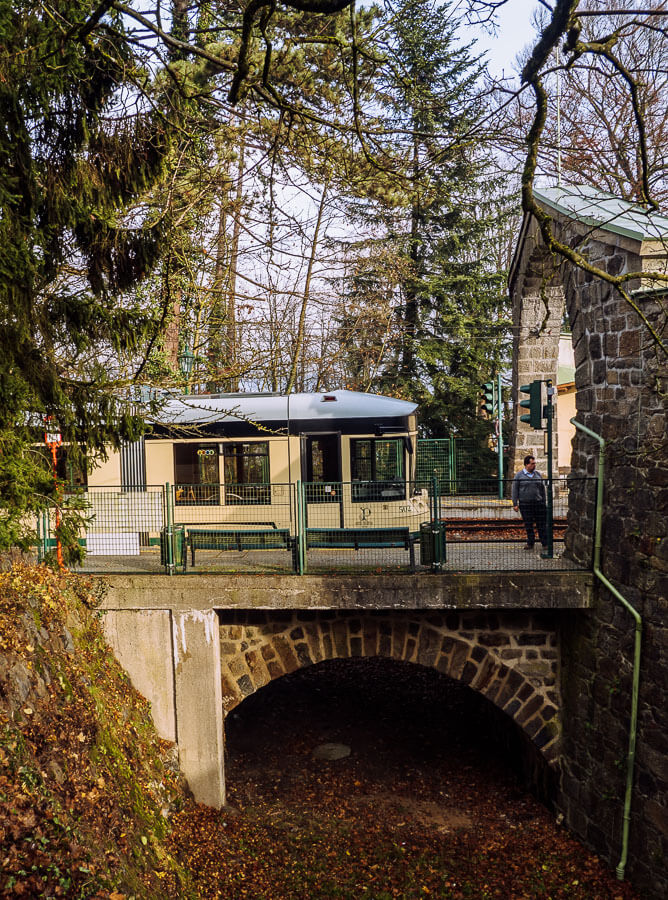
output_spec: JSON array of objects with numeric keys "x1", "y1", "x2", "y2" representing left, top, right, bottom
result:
[{"x1": 156, "y1": 389, "x2": 417, "y2": 427}]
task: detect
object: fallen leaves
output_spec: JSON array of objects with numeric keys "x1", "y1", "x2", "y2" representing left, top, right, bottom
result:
[
  {"x1": 0, "y1": 565, "x2": 191, "y2": 898},
  {"x1": 168, "y1": 658, "x2": 641, "y2": 900}
]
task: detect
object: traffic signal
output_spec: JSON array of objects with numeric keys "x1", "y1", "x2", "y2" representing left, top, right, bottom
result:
[
  {"x1": 519, "y1": 380, "x2": 543, "y2": 429},
  {"x1": 481, "y1": 381, "x2": 495, "y2": 416}
]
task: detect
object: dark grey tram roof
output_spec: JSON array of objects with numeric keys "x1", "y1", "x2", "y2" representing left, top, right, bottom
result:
[
  {"x1": 534, "y1": 184, "x2": 668, "y2": 242},
  {"x1": 156, "y1": 389, "x2": 417, "y2": 427}
]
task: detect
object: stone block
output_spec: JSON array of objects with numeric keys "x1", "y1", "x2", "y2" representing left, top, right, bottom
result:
[
  {"x1": 273, "y1": 635, "x2": 299, "y2": 673},
  {"x1": 416, "y1": 627, "x2": 440, "y2": 667},
  {"x1": 392, "y1": 621, "x2": 408, "y2": 658},
  {"x1": 363, "y1": 622, "x2": 378, "y2": 656},
  {"x1": 295, "y1": 641, "x2": 314, "y2": 666},
  {"x1": 267, "y1": 660, "x2": 284, "y2": 680},
  {"x1": 301, "y1": 623, "x2": 324, "y2": 663},
  {"x1": 332, "y1": 620, "x2": 349, "y2": 657}
]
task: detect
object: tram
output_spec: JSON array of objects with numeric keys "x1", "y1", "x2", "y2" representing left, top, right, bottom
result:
[{"x1": 86, "y1": 390, "x2": 429, "y2": 535}]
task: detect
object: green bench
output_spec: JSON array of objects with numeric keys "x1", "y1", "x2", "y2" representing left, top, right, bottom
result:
[
  {"x1": 304, "y1": 527, "x2": 417, "y2": 571},
  {"x1": 187, "y1": 526, "x2": 291, "y2": 566}
]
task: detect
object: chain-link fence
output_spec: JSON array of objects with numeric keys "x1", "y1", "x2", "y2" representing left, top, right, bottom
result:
[
  {"x1": 35, "y1": 476, "x2": 596, "y2": 575},
  {"x1": 415, "y1": 439, "x2": 499, "y2": 494}
]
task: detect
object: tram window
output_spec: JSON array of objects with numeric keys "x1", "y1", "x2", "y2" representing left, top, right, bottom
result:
[
  {"x1": 223, "y1": 442, "x2": 270, "y2": 505},
  {"x1": 174, "y1": 443, "x2": 219, "y2": 504},
  {"x1": 305, "y1": 435, "x2": 341, "y2": 503},
  {"x1": 350, "y1": 438, "x2": 405, "y2": 502}
]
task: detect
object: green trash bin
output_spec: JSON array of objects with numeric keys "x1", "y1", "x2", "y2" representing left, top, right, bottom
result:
[
  {"x1": 160, "y1": 525, "x2": 187, "y2": 572},
  {"x1": 419, "y1": 521, "x2": 446, "y2": 569}
]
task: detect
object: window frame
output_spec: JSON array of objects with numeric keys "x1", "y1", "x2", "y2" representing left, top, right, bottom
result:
[
  {"x1": 173, "y1": 442, "x2": 220, "y2": 505},
  {"x1": 222, "y1": 441, "x2": 270, "y2": 506},
  {"x1": 350, "y1": 437, "x2": 406, "y2": 502}
]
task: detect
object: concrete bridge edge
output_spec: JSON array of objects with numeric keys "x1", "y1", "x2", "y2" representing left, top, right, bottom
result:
[{"x1": 102, "y1": 607, "x2": 226, "y2": 808}]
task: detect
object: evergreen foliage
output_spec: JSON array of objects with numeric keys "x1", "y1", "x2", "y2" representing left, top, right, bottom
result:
[
  {"x1": 0, "y1": 2, "x2": 171, "y2": 551},
  {"x1": 342, "y1": 0, "x2": 512, "y2": 438}
]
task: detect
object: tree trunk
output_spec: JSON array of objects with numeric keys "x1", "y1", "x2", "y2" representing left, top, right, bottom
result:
[{"x1": 286, "y1": 177, "x2": 329, "y2": 394}]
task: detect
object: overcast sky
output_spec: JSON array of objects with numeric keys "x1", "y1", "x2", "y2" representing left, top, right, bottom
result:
[{"x1": 463, "y1": 0, "x2": 543, "y2": 78}]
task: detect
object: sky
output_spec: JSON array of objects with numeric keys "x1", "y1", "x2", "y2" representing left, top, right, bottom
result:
[{"x1": 462, "y1": 0, "x2": 544, "y2": 79}]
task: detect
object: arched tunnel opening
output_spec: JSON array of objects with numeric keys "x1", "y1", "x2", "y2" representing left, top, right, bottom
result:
[
  {"x1": 172, "y1": 657, "x2": 635, "y2": 898},
  {"x1": 225, "y1": 656, "x2": 556, "y2": 815}
]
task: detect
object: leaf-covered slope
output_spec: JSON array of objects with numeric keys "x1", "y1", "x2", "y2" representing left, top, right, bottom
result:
[{"x1": 0, "y1": 565, "x2": 193, "y2": 898}]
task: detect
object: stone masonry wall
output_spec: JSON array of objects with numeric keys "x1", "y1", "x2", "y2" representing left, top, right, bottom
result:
[
  {"x1": 509, "y1": 253, "x2": 564, "y2": 477},
  {"x1": 219, "y1": 609, "x2": 562, "y2": 763},
  {"x1": 513, "y1": 212, "x2": 668, "y2": 899}
]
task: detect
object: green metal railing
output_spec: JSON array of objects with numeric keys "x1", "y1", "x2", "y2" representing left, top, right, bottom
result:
[
  {"x1": 414, "y1": 438, "x2": 498, "y2": 494},
  {"x1": 35, "y1": 476, "x2": 596, "y2": 576}
]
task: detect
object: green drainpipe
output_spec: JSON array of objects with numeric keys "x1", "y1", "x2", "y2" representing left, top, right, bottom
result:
[{"x1": 570, "y1": 418, "x2": 642, "y2": 882}]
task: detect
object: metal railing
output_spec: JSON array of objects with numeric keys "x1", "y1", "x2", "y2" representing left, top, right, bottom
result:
[
  {"x1": 414, "y1": 438, "x2": 495, "y2": 494},
  {"x1": 35, "y1": 476, "x2": 596, "y2": 576}
]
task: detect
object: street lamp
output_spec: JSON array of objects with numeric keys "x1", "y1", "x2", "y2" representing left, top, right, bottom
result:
[{"x1": 178, "y1": 346, "x2": 195, "y2": 394}]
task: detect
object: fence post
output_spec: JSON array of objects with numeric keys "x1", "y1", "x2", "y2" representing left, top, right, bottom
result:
[
  {"x1": 165, "y1": 482, "x2": 174, "y2": 575},
  {"x1": 497, "y1": 372, "x2": 504, "y2": 500},
  {"x1": 36, "y1": 511, "x2": 43, "y2": 563},
  {"x1": 296, "y1": 481, "x2": 306, "y2": 575},
  {"x1": 448, "y1": 439, "x2": 456, "y2": 494},
  {"x1": 431, "y1": 475, "x2": 440, "y2": 523},
  {"x1": 41, "y1": 510, "x2": 50, "y2": 563}
]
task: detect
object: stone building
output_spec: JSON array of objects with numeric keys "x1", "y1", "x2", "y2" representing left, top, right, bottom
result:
[{"x1": 509, "y1": 183, "x2": 667, "y2": 898}]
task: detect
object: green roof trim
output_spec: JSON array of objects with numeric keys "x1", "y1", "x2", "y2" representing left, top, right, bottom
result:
[{"x1": 534, "y1": 184, "x2": 668, "y2": 242}]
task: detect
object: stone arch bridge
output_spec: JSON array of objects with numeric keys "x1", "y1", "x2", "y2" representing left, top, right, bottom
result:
[
  {"x1": 102, "y1": 571, "x2": 590, "y2": 806},
  {"x1": 218, "y1": 609, "x2": 559, "y2": 758}
]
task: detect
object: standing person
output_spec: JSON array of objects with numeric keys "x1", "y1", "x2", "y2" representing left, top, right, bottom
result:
[{"x1": 512, "y1": 455, "x2": 547, "y2": 550}]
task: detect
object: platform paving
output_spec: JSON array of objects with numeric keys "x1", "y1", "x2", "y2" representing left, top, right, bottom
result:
[{"x1": 76, "y1": 537, "x2": 583, "y2": 576}]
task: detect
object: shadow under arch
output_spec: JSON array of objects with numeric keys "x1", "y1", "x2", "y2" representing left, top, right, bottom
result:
[
  {"x1": 219, "y1": 612, "x2": 561, "y2": 767},
  {"x1": 225, "y1": 654, "x2": 557, "y2": 806}
]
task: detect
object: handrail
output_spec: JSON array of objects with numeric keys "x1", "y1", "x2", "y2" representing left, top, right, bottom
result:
[{"x1": 570, "y1": 418, "x2": 642, "y2": 882}]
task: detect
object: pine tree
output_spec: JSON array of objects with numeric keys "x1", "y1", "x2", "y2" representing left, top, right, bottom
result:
[
  {"x1": 344, "y1": 0, "x2": 512, "y2": 438},
  {"x1": 0, "y1": 1, "x2": 171, "y2": 551}
]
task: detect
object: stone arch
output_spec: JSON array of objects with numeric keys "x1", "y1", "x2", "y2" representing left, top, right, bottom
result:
[{"x1": 219, "y1": 610, "x2": 561, "y2": 764}]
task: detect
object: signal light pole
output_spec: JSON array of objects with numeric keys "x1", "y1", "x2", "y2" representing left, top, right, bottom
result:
[{"x1": 481, "y1": 377, "x2": 505, "y2": 500}]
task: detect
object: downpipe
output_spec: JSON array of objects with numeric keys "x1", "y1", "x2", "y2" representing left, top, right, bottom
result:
[{"x1": 570, "y1": 418, "x2": 642, "y2": 882}]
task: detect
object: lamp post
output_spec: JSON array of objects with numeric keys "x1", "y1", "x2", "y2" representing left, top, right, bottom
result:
[
  {"x1": 178, "y1": 346, "x2": 195, "y2": 394},
  {"x1": 44, "y1": 416, "x2": 65, "y2": 571}
]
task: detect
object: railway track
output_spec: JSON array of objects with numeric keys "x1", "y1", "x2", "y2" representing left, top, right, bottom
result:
[
  {"x1": 441, "y1": 517, "x2": 567, "y2": 530},
  {"x1": 440, "y1": 518, "x2": 567, "y2": 538}
]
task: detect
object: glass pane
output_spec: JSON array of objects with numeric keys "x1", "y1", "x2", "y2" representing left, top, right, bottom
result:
[
  {"x1": 375, "y1": 440, "x2": 403, "y2": 480},
  {"x1": 197, "y1": 446, "x2": 219, "y2": 483},
  {"x1": 223, "y1": 454, "x2": 239, "y2": 485},
  {"x1": 174, "y1": 443, "x2": 198, "y2": 484},
  {"x1": 174, "y1": 443, "x2": 220, "y2": 505},
  {"x1": 310, "y1": 440, "x2": 325, "y2": 482},
  {"x1": 351, "y1": 440, "x2": 372, "y2": 481},
  {"x1": 223, "y1": 443, "x2": 269, "y2": 505},
  {"x1": 244, "y1": 453, "x2": 268, "y2": 484}
]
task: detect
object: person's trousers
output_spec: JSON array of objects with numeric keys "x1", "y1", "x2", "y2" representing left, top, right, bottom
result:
[{"x1": 518, "y1": 500, "x2": 547, "y2": 546}]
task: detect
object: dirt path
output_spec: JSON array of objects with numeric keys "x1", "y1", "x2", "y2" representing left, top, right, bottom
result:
[{"x1": 169, "y1": 659, "x2": 638, "y2": 900}]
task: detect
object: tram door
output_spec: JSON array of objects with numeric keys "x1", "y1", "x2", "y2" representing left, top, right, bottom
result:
[{"x1": 301, "y1": 433, "x2": 343, "y2": 528}]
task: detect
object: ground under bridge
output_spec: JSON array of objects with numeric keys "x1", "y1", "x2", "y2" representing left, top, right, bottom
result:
[{"x1": 101, "y1": 571, "x2": 593, "y2": 807}]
